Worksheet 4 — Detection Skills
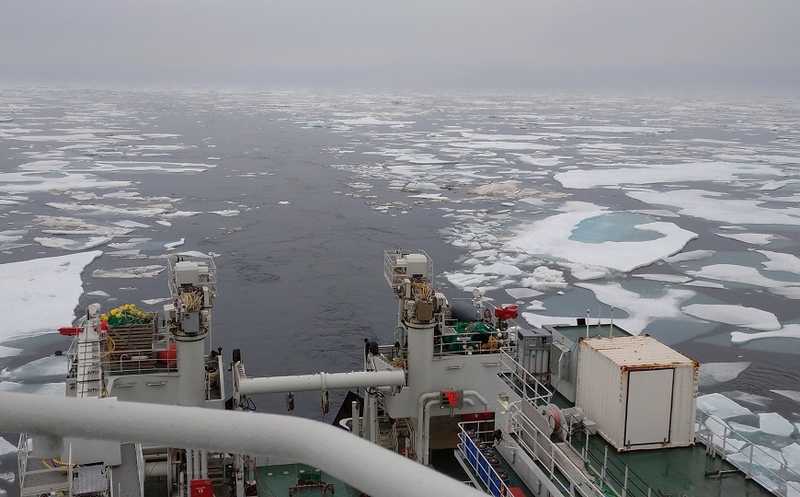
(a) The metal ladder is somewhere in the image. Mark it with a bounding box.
[76,338,103,398]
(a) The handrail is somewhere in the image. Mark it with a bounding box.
[506,402,605,497]
[696,412,800,497]
[433,336,515,357]
[17,433,28,491]
[497,349,552,407]
[0,392,486,497]
[457,420,514,497]
[568,430,663,497]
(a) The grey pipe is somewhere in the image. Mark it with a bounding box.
[0,392,484,497]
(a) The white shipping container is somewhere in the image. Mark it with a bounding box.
[575,336,698,452]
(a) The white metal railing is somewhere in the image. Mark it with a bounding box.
[433,335,515,357]
[457,420,514,497]
[101,347,178,376]
[507,402,606,497]
[136,443,145,497]
[568,431,662,497]
[17,433,29,491]
[498,349,552,407]
[696,412,800,497]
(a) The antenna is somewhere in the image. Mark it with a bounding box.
[609,306,615,338]
[585,308,590,338]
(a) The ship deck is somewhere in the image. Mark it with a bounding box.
[550,392,775,497]
[255,463,362,497]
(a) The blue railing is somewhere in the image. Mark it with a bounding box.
[457,422,512,497]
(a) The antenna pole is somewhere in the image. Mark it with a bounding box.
[609,307,614,338]
[585,309,590,338]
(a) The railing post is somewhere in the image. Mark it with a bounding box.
[721,425,728,454]
[747,444,754,479]
[583,430,589,461]
[622,465,628,497]
[601,446,608,485]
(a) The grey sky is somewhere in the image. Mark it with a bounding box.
[1,0,798,92]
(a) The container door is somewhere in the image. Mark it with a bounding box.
[624,368,673,446]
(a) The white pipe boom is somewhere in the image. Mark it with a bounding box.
[238,370,405,395]
[0,392,483,497]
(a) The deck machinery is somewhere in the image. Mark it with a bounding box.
[8,250,795,497]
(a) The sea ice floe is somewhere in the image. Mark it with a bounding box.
[0,171,131,193]
[336,116,414,126]
[0,471,15,483]
[94,160,214,173]
[34,216,133,237]
[162,211,201,218]
[717,232,777,245]
[684,280,726,289]
[46,202,168,217]
[0,345,22,358]
[472,262,522,276]
[0,251,101,340]
[164,238,185,250]
[505,288,543,300]
[697,393,753,418]
[211,210,240,217]
[515,154,561,167]
[113,220,150,229]
[664,250,715,263]
[156,220,172,227]
[520,266,566,289]
[731,324,800,344]
[782,444,800,473]
[108,238,151,250]
[757,413,795,437]
[0,436,15,456]
[0,381,65,396]
[86,290,110,297]
[633,273,691,283]
[555,161,780,189]
[699,362,751,387]
[544,125,673,134]
[18,159,69,171]
[92,265,165,279]
[34,236,112,251]
[507,202,697,278]
[626,189,800,225]
[682,304,780,331]
[142,298,171,305]
[522,313,583,328]
[687,264,787,288]
[451,141,558,151]
[577,282,695,334]
[687,264,800,298]
[1,355,68,381]
[725,392,771,408]
[756,250,800,273]
[444,272,496,292]
[470,181,521,197]
[772,390,800,403]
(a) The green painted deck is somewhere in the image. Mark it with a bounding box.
[570,430,775,497]
[256,463,362,497]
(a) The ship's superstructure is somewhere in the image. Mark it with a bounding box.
[16,253,226,497]
[5,250,797,497]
